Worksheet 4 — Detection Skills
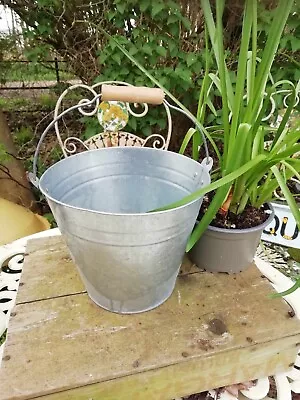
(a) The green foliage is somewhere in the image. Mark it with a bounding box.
[0,97,28,111]
[0,31,74,83]
[98,19,201,100]
[43,212,57,228]
[182,0,300,250]
[93,0,205,137]
[0,33,22,83]
[0,96,57,112]
[288,248,300,263]
[258,2,300,84]
[92,0,300,138]
[1,60,74,83]
[112,0,299,251]
[49,146,63,164]
[0,142,11,163]
[4,0,300,146]
[39,94,57,109]
[13,126,33,146]
[80,116,100,140]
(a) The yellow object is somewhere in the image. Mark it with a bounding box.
[0,198,50,245]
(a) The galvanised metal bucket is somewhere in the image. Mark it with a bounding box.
[37,147,211,313]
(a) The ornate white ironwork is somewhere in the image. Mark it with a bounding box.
[274,179,300,202]
[1,231,299,400]
[227,80,300,126]
[0,229,60,366]
[143,133,166,149]
[126,101,149,118]
[204,253,300,400]
[64,136,89,154]
[262,202,300,249]
[53,80,173,156]
[84,131,145,149]
[54,84,99,156]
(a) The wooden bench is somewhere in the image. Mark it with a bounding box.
[1,235,300,400]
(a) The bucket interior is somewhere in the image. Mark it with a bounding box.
[39,147,210,214]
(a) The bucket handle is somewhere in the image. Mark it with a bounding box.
[29,88,212,188]
[28,94,102,188]
[101,85,212,169]
[162,100,213,171]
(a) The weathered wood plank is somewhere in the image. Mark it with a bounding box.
[17,237,85,304]
[17,236,198,305]
[1,236,300,400]
[20,337,300,400]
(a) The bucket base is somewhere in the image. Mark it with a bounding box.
[84,271,179,314]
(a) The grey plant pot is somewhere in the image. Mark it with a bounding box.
[189,204,275,274]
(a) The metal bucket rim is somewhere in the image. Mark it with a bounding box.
[39,147,210,217]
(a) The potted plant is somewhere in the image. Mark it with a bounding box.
[103,0,300,274]
[181,0,300,273]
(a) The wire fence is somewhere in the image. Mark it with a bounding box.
[0,58,78,90]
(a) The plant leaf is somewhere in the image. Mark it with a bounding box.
[152,2,164,17]
[187,53,197,67]
[271,165,300,229]
[150,155,266,213]
[270,279,300,298]
[156,46,167,57]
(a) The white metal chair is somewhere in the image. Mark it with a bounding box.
[53,81,173,157]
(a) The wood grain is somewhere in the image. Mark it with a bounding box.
[16,237,85,304]
[1,236,300,400]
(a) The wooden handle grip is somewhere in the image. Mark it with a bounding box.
[101,84,165,105]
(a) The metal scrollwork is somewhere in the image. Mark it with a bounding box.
[227,81,300,125]
[50,80,173,157]
[126,102,149,118]
[54,84,99,156]
[0,229,61,366]
[143,134,167,150]
[77,97,99,117]
[202,252,300,400]
[268,81,300,127]
[274,178,300,202]
[64,137,89,154]
[84,131,145,149]
[261,91,277,122]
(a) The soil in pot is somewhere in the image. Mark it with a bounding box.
[198,193,269,230]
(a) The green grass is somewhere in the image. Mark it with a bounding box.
[13,126,34,146]
[0,93,58,112]
[0,61,75,83]
[38,93,58,109]
[0,88,83,112]
[0,97,28,111]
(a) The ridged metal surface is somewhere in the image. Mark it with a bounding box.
[39,147,210,313]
